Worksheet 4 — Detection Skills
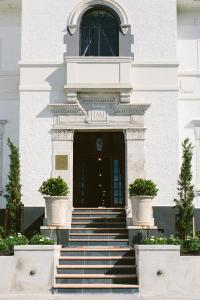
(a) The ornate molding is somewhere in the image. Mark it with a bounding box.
[120,24,130,35]
[113,104,150,115]
[48,104,86,115]
[68,0,130,35]
[52,129,74,141]
[124,128,146,141]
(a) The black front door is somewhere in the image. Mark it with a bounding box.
[73,132,125,207]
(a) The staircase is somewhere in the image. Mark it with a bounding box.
[54,208,139,294]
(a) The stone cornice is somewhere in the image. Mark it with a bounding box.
[113,104,150,115]
[48,104,86,115]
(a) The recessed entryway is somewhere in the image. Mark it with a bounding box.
[73,132,125,207]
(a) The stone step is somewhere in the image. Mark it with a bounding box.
[54,283,139,294]
[70,228,128,233]
[57,265,136,275]
[56,274,137,284]
[69,234,128,240]
[68,240,129,247]
[71,223,126,229]
[60,247,134,257]
[72,213,126,218]
[72,217,126,221]
[59,256,134,265]
[74,208,125,213]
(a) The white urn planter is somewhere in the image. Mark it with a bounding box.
[130,195,155,226]
[44,196,70,226]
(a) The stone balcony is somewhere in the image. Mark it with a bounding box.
[64,56,133,103]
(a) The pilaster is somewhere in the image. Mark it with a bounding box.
[0,121,7,196]
[52,129,74,226]
[124,128,146,225]
[195,127,200,193]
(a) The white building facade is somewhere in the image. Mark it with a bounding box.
[0,0,200,231]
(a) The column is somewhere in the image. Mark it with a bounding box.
[124,128,146,224]
[52,129,74,211]
[195,127,200,193]
[0,121,6,196]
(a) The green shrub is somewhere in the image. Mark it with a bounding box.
[129,178,158,197]
[183,237,200,254]
[39,176,69,196]
[144,235,181,245]
[5,234,29,252]
[0,239,9,255]
[0,226,4,238]
[30,234,55,245]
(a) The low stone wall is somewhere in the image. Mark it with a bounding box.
[135,245,200,299]
[0,245,61,295]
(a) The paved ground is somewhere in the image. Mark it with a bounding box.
[0,294,141,300]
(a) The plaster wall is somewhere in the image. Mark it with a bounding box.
[178,8,200,206]
[19,0,179,208]
[0,8,20,207]
[21,0,177,61]
[137,91,179,207]
[135,245,200,299]
[0,245,61,294]
[19,92,53,207]
[0,10,21,71]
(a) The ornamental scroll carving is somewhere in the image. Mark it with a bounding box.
[52,130,74,141]
[124,128,146,140]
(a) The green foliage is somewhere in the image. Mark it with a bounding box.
[5,234,29,252]
[174,138,194,240]
[183,237,200,255]
[129,178,158,197]
[144,235,181,245]
[0,239,9,255]
[39,176,69,196]
[30,234,55,245]
[4,138,22,235]
[0,226,4,238]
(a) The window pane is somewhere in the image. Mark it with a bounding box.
[80,8,119,56]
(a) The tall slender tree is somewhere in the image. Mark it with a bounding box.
[4,138,22,235]
[174,138,194,240]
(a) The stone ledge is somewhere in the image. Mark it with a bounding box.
[14,245,62,251]
[135,245,180,251]
[41,225,71,230]
[128,226,158,230]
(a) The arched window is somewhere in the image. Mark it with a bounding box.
[80,8,119,56]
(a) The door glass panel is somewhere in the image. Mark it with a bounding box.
[73,132,125,207]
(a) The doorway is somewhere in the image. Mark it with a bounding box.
[73,132,125,207]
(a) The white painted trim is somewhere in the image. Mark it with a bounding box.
[179,71,200,77]
[19,61,64,67]
[133,61,179,67]
[67,0,130,35]
[135,245,180,251]
[14,245,62,251]
[134,85,179,91]
[179,95,200,101]
[0,121,7,196]
[19,85,54,92]
[0,71,19,76]
[64,56,133,63]
[195,127,200,192]
[64,83,133,91]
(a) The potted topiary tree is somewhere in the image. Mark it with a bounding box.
[129,178,158,226]
[39,176,69,226]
